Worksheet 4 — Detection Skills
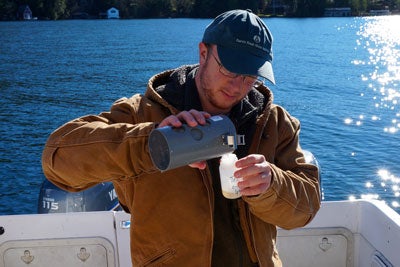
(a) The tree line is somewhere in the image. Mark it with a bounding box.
[1,0,399,20]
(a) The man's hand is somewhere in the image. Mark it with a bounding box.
[158,110,211,170]
[234,154,272,196]
[158,109,211,128]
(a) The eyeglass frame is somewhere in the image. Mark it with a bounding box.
[208,50,264,89]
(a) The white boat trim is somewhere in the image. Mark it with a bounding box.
[0,199,399,266]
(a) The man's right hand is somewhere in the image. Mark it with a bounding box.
[158,109,211,128]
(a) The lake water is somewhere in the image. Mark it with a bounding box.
[1,16,400,215]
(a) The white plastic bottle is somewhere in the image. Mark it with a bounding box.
[219,153,242,199]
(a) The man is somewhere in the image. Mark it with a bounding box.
[42,9,320,266]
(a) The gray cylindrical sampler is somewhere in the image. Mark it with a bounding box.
[148,115,238,171]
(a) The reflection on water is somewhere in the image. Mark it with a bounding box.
[377,169,400,208]
[350,169,400,208]
[348,16,400,210]
[355,16,400,132]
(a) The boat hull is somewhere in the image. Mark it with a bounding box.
[1,200,399,266]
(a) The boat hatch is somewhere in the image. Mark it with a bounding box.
[0,238,115,266]
[277,227,354,267]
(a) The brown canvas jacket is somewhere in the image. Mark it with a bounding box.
[42,66,321,267]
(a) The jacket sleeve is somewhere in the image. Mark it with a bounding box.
[41,96,158,192]
[244,106,321,229]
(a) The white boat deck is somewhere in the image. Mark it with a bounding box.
[1,200,399,266]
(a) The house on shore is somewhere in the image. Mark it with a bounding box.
[107,7,120,19]
[17,5,33,20]
[99,7,120,19]
[324,7,352,17]
[369,9,391,16]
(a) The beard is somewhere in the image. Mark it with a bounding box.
[197,64,241,114]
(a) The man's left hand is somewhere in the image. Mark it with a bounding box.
[234,154,272,196]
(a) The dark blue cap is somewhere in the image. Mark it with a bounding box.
[202,9,275,84]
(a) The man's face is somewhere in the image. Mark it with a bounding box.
[196,44,255,115]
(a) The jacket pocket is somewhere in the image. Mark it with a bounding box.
[140,247,176,267]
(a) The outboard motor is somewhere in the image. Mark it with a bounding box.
[38,179,121,213]
[303,149,324,200]
[303,149,320,169]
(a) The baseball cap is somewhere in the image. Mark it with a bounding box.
[202,9,275,84]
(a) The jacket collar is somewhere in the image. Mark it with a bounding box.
[145,65,274,129]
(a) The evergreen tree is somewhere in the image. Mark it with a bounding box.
[0,0,17,20]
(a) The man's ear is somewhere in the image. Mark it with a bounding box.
[198,42,208,64]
